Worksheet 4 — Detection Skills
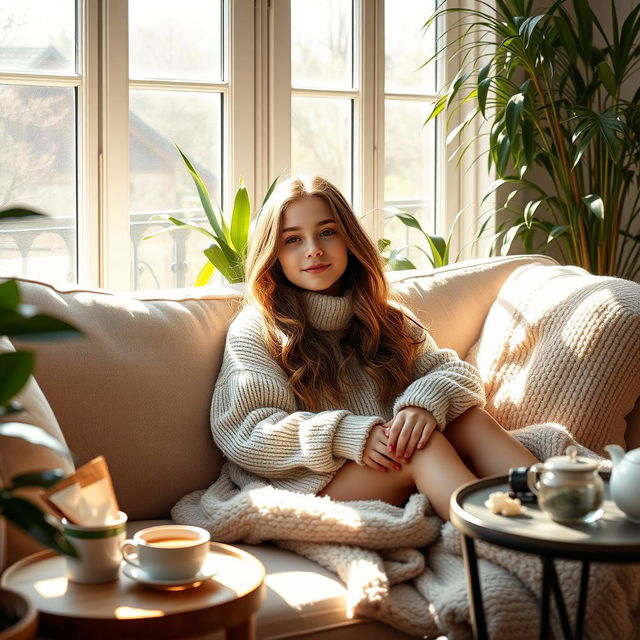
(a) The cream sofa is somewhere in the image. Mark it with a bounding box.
[2,254,640,640]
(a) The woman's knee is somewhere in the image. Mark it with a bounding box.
[402,430,448,472]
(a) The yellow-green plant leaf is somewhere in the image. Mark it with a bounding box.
[195,261,215,286]
[204,245,243,283]
[143,221,215,241]
[231,181,251,255]
[261,177,279,210]
[175,145,226,240]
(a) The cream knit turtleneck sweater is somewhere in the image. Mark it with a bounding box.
[211,291,486,494]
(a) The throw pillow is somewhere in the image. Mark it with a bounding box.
[466,264,640,455]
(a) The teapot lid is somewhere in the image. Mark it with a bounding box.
[544,445,599,472]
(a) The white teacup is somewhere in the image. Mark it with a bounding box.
[121,525,210,581]
[63,510,128,584]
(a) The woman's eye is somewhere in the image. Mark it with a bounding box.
[284,236,299,244]
[320,228,336,237]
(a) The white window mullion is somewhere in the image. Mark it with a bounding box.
[441,0,494,261]
[269,0,291,191]
[229,0,254,212]
[79,0,100,286]
[360,0,383,237]
[101,0,130,289]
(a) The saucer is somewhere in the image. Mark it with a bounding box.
[120,557,218,590]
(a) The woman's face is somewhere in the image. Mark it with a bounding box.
[277,196,349,296]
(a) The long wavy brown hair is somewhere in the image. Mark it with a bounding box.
[245,176,424,410]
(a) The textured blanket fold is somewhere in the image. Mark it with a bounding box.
[173,422,640,639]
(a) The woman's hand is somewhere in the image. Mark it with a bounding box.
[384,407,437,461]
[362,424,404,472]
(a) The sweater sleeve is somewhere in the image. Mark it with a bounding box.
[211,310,383,478]
[393,316,486,430]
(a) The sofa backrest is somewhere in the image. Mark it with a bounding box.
[9,254,556,526]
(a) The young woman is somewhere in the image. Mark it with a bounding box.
[212,175,536,520]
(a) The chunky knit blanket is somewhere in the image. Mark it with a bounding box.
[173,423,640,640]
[466,264,640,455]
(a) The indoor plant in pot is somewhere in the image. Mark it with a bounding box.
[428,0,640,279]
[144,146,278,285]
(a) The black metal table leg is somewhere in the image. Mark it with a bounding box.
[540,556,553,640]
[549,557,574,639]
[574,561,590,640]
[461,534,488,640]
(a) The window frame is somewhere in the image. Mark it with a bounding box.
[1,0,489,289]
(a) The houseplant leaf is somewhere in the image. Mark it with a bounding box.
[194,261,215,286]
[0,280,20,309]
[175,145,227,240]
[8,469,66,489]
[0,495,77,557]
[230,180,251,256]
[0,353,33,404]
[0,422,72,459]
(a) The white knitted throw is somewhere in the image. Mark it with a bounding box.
[466,264,640,454]
[173,424,640,640]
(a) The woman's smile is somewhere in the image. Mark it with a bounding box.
[303,263,331,274]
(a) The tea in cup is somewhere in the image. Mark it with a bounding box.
[121,525,210,580]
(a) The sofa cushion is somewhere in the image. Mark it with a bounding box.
[0,336,75,567]
[387,254,557,356]
[467,264,640,453]
[11,280,242,521]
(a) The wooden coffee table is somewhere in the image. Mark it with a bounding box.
[1,541,265,640]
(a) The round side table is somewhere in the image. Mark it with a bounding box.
[1,541,265,640]
[450,473,640,640]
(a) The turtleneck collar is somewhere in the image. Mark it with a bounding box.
[302,290,353,331]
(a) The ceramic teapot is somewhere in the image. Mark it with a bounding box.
[605,444,640,523]
[527,445,604,523]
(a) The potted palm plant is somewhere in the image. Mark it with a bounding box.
[428,0,640,279]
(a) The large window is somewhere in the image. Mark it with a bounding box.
[0,0,442,290]
[0,1,79,283]
[128,0,224,289]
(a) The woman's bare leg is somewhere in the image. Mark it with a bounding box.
[444,406,537,476]
[319,431,476,520]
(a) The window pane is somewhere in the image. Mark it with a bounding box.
[129,0,223,82]
[129,90,222,290]
[0,0,75,74]
[291,0,353,89]
[291,96,352,200]
[0,85,77,282]
[384,99,436,268]
[385,0,436,94]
